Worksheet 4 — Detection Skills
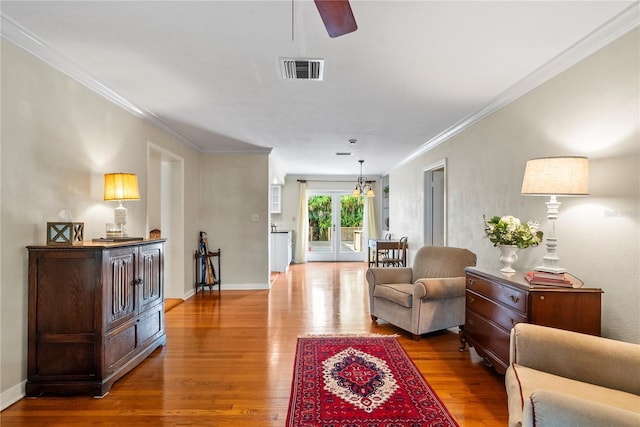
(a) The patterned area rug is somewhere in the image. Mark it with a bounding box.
[286,335,459,427]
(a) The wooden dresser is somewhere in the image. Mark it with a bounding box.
[26,239,166,396]
[461,267,602,374]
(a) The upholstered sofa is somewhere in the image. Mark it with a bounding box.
[365,246,476,340]
[506,323,640,427]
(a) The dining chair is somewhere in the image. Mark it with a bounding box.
[381,236,407,267]
[369,233,393,267]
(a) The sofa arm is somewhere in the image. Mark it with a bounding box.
[510,323,640,395]
[413,277,466,300]
[522,390,640,427]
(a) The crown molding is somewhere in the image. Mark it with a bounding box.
[0,13,263,155]
[3,3,638,162]
[200,146,273,155]
[391,2,640,174]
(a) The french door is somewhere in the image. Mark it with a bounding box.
[306,192,366,262]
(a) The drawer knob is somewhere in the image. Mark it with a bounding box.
[469,297,475,304]
[468,319,475,326]
[540,295,545,301]
[468,279,476,286]
[510,295,520,303]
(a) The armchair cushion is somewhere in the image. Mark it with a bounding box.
[412,247,473,279]
[373,278,466,309]
[373,284,413,308]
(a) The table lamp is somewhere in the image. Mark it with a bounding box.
[521,156,589,273]
[104,173,140,237]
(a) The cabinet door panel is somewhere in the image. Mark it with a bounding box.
[137,306,163,347]
[105,249,137,330]
[35,257,97,334]
[139,244,163,313]
[105,323,136,374]
[530,291,601,335]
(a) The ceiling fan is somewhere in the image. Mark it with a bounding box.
[313,0,358,38]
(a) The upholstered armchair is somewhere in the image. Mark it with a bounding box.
[506,323,640,427]
[366,246,477,340]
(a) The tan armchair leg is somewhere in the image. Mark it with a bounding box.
[370,315,378,321]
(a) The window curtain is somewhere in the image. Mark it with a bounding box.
[367,196,377,240]
[296,181,308,263]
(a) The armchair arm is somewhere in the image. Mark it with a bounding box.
[366,267,413,288]
[522,390,640,427]
[510,323,640,395]
[366,267,413,316]
[413,277,466,300]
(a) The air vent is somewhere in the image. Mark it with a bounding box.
[336,152,353,156]
[280,58,324,80]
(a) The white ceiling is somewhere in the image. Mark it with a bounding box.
[1,1,637,177]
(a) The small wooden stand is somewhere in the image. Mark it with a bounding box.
[194,249,221,293]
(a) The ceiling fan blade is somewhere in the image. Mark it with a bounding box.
[313,0,358,38]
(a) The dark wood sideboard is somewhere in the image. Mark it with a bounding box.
[461,267,602,374]
[26,239,166,396]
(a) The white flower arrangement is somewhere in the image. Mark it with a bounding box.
[483,215,543,249]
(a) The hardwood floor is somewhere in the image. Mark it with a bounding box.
[1,262,507,426]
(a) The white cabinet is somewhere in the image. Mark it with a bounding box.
[270,185,282,214]
[271,231,292,272]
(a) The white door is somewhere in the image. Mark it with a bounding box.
[424,162,446,246]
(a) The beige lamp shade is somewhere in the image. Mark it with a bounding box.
[521,156,589,196]
[104,173,140,201]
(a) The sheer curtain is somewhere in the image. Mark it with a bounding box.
[295,181,308,263]
[366,196,377,240]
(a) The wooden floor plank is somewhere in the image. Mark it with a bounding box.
[1,261,507,426]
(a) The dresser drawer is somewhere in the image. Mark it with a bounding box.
[464,310,511,370]
[466,274,527,313]
[466,289,526,332]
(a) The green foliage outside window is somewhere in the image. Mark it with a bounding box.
[308,195,363,241]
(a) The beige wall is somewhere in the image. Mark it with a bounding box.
[199,153,270,289]
[0,38,269,407]
[388,30,639,343]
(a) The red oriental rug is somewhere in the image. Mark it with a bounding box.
[286,335,459,427]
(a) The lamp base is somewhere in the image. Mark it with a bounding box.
[535,248,567,274]
[537,226,567,274]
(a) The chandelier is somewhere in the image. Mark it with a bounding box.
[352,160,375,198]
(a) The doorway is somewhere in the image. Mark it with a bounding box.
[306,192,366,261]
[148,143,185,298]
[424,160,446,246]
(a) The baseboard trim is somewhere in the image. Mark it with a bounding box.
[182,282,270,300]
[1,380,25,411]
